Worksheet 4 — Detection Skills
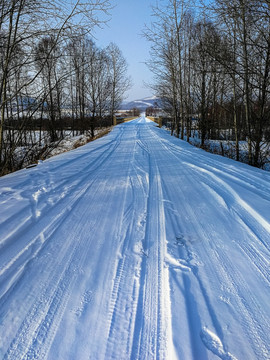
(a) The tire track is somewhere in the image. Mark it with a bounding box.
[0,127,124,247]
[0,126,127,359]
[0,129,125,354]
[147,124,269,359]
[0,129,124,295]
[130,142,173,360]
[104,126,150,359]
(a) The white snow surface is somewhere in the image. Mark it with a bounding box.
[0,116,270,360]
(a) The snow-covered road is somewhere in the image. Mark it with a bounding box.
[0,117,270,360]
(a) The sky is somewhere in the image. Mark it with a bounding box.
[93,0,155,101]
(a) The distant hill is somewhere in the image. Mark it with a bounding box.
[119,96,162,111]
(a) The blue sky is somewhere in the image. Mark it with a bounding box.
[93,0,155,101]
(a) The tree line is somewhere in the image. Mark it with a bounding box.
[145,0,270,168]
[0,0,131,175]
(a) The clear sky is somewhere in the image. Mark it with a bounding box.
[93,0,155,101]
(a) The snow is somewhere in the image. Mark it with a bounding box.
[0,116,270,359]
[3,128,111,172]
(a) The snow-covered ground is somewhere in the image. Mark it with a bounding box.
[0,117,270,359]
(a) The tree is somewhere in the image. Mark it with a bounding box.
[144,1,196,138]
[145,0,270,168]
[35,35,63,142]
[0,0,112,174]
[106,43,132,125]
[213,0,270,166]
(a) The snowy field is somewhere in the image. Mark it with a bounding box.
[0,117,270,359]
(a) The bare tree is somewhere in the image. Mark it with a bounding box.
[145,0,270,168]
[106,43,132,125]
[0,0,112,174]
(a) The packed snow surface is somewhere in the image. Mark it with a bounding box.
[0,117,270,359]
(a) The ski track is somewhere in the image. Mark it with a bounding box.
[0,118,270,359]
